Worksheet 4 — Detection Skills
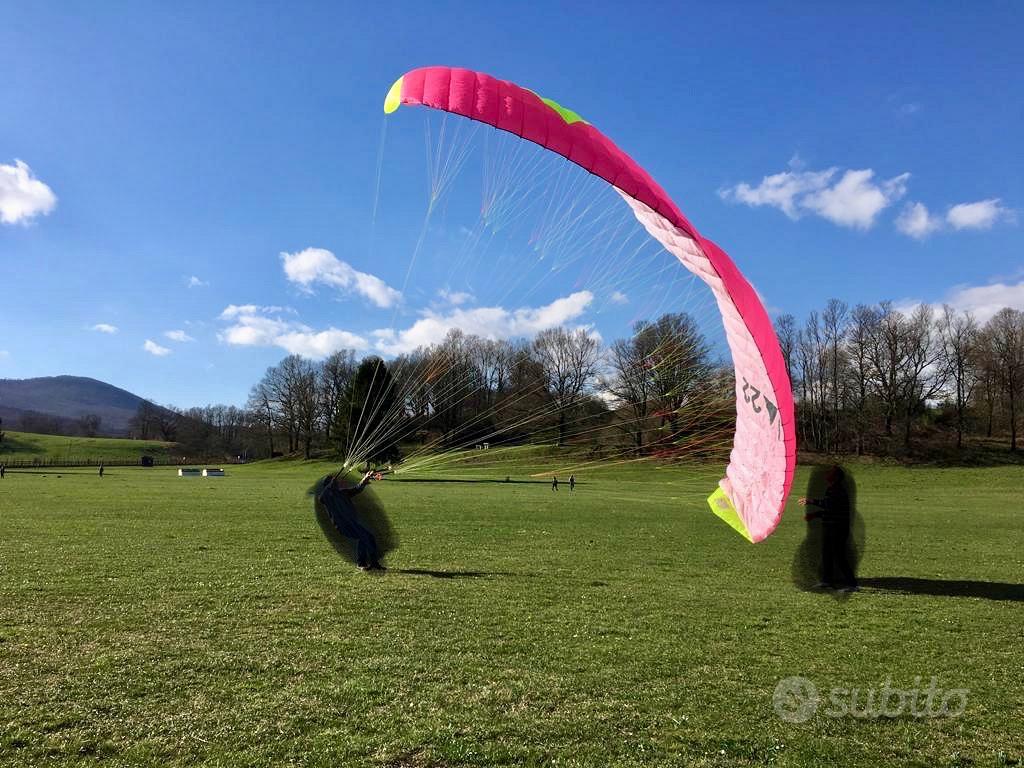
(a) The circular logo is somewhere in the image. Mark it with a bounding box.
[773,676,819,723]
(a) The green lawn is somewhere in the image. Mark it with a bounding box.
[0,431,177,464]
[0,456,1021,766]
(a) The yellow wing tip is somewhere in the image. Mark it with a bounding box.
[707,486,753,543]
[383,77,404,114]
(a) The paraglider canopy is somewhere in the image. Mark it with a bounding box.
[384,66,796,542]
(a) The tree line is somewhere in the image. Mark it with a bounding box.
[106,300,1024,464]
[775,301,1023,455]
[122,313,730,464]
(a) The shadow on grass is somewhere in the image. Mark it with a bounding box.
[387,477,550,485]
[861,577,1024,602]
[392,568,507,579]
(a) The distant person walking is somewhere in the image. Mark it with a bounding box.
[98,464,104,478]
[569,474,576,492]
[1,464,5,479]
[551,476,559,492]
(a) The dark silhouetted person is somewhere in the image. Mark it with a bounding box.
[569,474,576,492]
[98,464,104,478]
[799,465,858,592]
[1,464,5,479]
[316,471,384,571]
[551,476,559,492]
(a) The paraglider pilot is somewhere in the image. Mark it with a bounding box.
[317,470,385,571]
[799,465,857,591]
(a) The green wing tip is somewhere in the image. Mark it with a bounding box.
[384,77,404,114]
[707,487,753,543]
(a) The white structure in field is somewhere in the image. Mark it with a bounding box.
[178,468,201,477]
[202,468,225,477]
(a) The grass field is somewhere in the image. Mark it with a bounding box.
[0,431,177,464]
[0,453,1021,766]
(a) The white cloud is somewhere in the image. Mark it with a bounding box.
[187,276,208,288]
[946,199,1015,231]
[0,350,9,360]
[281,248,401,308]
[143,339,172,357]
[802,170,909,229]
[720,164,909,229]
[0,160,57,225]
[895,198,1015,239]
[220,304,293,320]
[899,280,1024,325]
[609,290,629,305]
[164,330,195,343]
[376,290,594,355]
[896,202,944,239]
[218,304,367,359]
[91,323,119,334]
[437,288,474,306]
[944,281,1024,324]
[275,329,368,358]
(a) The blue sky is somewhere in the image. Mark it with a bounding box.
[2,1,1021,408]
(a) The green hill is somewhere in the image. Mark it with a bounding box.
[0,430,177,463]
[0,375,155,434]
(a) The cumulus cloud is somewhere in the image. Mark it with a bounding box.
[899,280,1024,325]
[437,288,474,306]
[187,276,208,288]
[281,248,401,308]
[946,199,1016,231]
[220,304,293,319]
[91,323,119,334]
[0,160,57,225]
[143,339,171,357]
[720,163,909,229]
[895,198,1015,239]
[164,330,195,343]
[895,202,944,239]
[943,281,1024,324]
[218,304,367,359]
[609,290,629,305]
[375,290,594,355]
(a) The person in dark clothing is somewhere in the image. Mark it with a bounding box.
[551,476,559,492]
[568,474,576,492]
[315,470,385,571]
[799,465,858,591]
[1,464,5,479]
[98,464,104,478]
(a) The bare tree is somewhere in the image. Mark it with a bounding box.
[532,327,601,446]
[78,414,102,438]
[846,304,880,454]
[898,305,949,448]
[319,350,357,442]
[866,302,908,439]
[247,379,278,456]
[130,401,160,440]
[984,308,1024,451]
[774,314,798,386]
[939,306,979,448]
[603,325,658,452]
[822,299,849,451]
[289,357,321,459]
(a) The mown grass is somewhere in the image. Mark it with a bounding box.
[0,431,177,463]
[0,455,1021,767]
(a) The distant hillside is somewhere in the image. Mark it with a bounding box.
[0,430,177,463]
[0,376,151,435]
